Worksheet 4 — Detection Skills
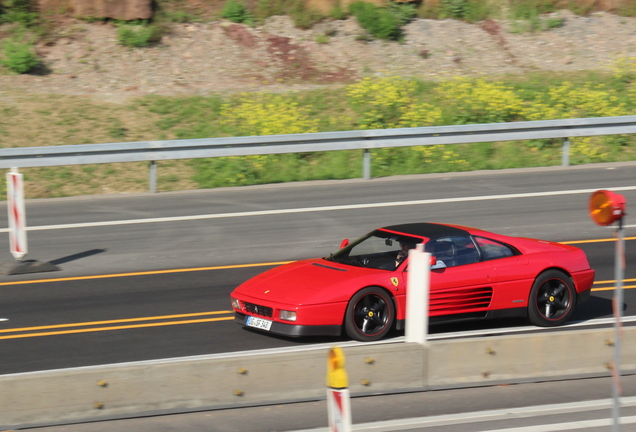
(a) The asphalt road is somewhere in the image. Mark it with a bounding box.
[0,162,635,374]
[0,239,630,374]
[0,162,634,277]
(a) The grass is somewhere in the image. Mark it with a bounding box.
[0,92,199,197]
[1,69,636,198]
[2,1,636,198]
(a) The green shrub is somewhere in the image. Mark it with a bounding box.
[385,1,417,25]
[544,16,564,29]
[509,15,565,33]
[117,21,163,47]
[463,0,495,22]
[437,0,492,22]
[506,0,563,33]
[288,0,324,29]
[509,0,558,20]
[1,38,40,73]
[349,1,402,41]
[0,0,37,26]
[0,8,37,25]
[252,0,323,28]
[221,0,253,24]
[441,0,469,19]
[329,1,347,20]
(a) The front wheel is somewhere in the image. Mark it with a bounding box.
[528,270,576,327]
[344,287,395,342]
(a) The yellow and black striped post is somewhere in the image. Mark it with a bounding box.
[326,346,351,432]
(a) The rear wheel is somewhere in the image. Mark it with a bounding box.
[344,287,395,342]
[528,270,576,327]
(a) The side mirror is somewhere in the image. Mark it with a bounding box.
[339,239,349,249]
[429,255,437,266]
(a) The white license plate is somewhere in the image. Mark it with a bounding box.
[246,316,273,331]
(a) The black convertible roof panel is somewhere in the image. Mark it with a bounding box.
[380,223,470,239]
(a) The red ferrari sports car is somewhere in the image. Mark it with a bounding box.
[230,223,595,342]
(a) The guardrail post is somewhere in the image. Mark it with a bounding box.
[363,149,371,180]
[149,161,157,194]
[562,138,570,167]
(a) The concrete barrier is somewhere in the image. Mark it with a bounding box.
[1,327,634,429]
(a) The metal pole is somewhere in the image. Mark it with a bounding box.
[149,161,157,194]
[612,216,625,432]
[362,149,371,180]
[562,138,570,167]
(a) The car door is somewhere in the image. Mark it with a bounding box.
[425,236,497,319]
[473,235,533,311]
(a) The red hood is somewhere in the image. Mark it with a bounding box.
[233,258,386,305]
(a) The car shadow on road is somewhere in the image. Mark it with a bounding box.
[571,294,616,322]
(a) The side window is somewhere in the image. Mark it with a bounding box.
[424,236,480,268]
[474,236,515,260]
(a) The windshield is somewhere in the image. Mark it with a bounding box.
[326,230,423,271]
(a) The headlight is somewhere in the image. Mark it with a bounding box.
[231,298,241,310]
[279,310,297,322]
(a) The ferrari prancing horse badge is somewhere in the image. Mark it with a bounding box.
[390,277,399,287]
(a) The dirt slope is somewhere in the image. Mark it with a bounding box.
[1,10,635,103]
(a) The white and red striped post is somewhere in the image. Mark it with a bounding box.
[326,346,351,432]
[6,168,27,261]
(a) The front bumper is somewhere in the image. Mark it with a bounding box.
[235,312,342,338]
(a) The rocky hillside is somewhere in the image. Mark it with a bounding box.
[1,9,636,103]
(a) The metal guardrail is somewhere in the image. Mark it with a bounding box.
[1,116,636,193]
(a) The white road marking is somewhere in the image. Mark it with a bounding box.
[291,397,636,431]
[425,315,636,340]
[53,316,632,367]
[2,185,636,233]
[471,417,636,432]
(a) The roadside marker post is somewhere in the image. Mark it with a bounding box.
[1,169,58,275]
[326,346,351,432]
[589,189,627,432]
[6,168,27,261]
[406,243,431,345]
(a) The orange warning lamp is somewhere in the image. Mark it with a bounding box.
[589,190,626,226]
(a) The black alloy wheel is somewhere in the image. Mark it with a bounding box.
[344,287,395,342]
[528,270,576,327]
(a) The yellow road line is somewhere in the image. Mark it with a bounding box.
[0,316,235,340]
[594,278,636,284]
[0,310,234,334]
[561,236,636,245]
[593,285,636,292]
[592,278,636,292]
[0,261,293,286]
[0,236,630,287]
